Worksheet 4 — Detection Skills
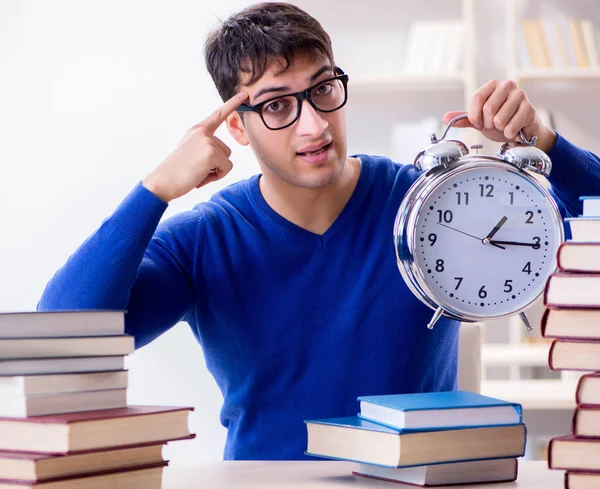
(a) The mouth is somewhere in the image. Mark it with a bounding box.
[297,141,332,157]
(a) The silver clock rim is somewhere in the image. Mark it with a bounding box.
[393,158,565,323]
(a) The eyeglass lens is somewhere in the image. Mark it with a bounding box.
[261,78,346,129]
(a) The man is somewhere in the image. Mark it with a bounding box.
[38,2,600,460]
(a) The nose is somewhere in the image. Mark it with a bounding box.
[295,99,328,137]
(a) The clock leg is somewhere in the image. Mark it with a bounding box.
[427,306,445,330]
[519,312,533,332]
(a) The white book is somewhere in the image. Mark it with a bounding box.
[0,370,128,396]
[0,336,134,359]
[0,356,125,376]
[0,310,124,338]
[582,196,600,217]
[0,388,127,417]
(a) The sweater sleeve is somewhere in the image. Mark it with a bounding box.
[545,132,600,218]
[37,183,198,348]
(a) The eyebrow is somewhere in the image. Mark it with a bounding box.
[252,65,333,103]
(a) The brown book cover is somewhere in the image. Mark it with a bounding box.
[0,405,195,454]
[0,461,167,486]
[0,405,191,424]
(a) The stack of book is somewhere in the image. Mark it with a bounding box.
[305,390,527,486]
[0,310,195,488]
[544,196,600,489]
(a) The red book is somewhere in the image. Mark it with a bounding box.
[565,470,600,489]
[548,434,600,471]
[576,374,600,407]
[0,405,194,454]
[0,461,167,488]
[573,406,600,438]
[557,242,600,273]
[544,272,600,308]
[541,307,600,341]
[548,339,600,372]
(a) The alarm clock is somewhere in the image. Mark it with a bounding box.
[394,114,564,330]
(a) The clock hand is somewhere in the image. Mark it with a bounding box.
[483,216,508,243]
[490,240,541,249]
[436,222,506,249]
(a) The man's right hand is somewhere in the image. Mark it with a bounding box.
[142,91,249,203]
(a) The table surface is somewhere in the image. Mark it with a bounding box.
[163,461,563,488]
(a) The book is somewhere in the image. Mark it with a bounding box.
[0,337,134,359]
[304,416,526,468]
[0,371,128,397]
[581,196,600,217]
[0,443,164,482]
[352,458,518,487]
[545,272,600,308]
[0,357,125,376]
[542,307,600,341]
[0,405,194,454]
[566,217,600,242]
[576,374,600,406]
[0,388,127,418]
[357,391,522,431]
[548,434,600,471]
[0,462,166,489]
[573,406,600,438]
[565,470,600,489]
[549,339,600,371]
[557,242,600,273]
[0,311,124,338]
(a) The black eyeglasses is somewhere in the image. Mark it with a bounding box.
[237,67,349,130]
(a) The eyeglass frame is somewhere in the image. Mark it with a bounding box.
[236,67,349,131]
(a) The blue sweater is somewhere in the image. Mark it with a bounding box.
[38,133,600,460]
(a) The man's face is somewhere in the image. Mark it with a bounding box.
[238,55,348,189]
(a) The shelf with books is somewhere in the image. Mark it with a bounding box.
[505,0,600,79]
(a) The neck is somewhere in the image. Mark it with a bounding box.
[259,157,361,235]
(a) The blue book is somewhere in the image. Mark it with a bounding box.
[357,390,522,431]
[304,416,526,468]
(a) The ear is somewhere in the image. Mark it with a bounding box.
[226,112,249,146]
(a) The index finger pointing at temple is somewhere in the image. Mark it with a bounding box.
[199,91,249,133]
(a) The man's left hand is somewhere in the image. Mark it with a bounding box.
[443,79,557,153]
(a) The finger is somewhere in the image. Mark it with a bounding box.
[207,133,232,158]
[197,91,249,134]
[468,79,499,130]
[503,100,536,140]
[196,158,233,188]
[493,88,526,136]
[480,81,515,130]
[442,111,474,128]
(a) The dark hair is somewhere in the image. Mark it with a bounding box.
[204,2,335,101]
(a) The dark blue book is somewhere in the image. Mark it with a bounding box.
[357,390,522,431]
[305,416,526,468]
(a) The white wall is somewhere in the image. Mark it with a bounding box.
[1,0,598,463]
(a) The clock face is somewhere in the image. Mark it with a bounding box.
[413,164,563,318]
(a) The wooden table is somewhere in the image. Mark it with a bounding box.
[163,461,563,488]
